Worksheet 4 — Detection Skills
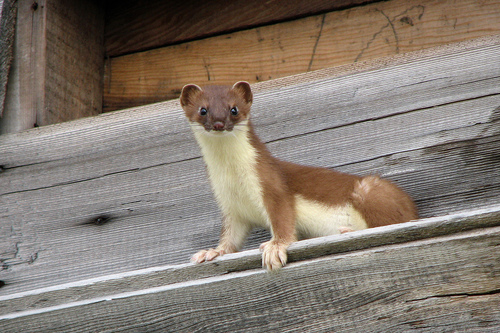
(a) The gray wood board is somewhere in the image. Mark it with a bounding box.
[1,42,500,295]
[1,222,499,332]
[1,206,499,317]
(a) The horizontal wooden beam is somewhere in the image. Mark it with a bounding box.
[104,0,380,57]
[1,39,500,298]
[1,211,499,331]
[104,0,500,112]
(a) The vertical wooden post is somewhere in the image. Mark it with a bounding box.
[0,0,41,133]
[0,0,17,119]
[0,0,104,134]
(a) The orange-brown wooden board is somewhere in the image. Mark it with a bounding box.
[104,0,500,112]
[104,0,380,57]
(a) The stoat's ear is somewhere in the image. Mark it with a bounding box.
[232,81,253,105]
[180,84,203,108]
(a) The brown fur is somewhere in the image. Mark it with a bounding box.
[181,82,419,270]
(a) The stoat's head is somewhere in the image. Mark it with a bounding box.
[180,81,253,134]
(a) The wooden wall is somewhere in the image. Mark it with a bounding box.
[103,0,500,112]
[0,0,104,134]
[1,38,500,330]
[2,0,500,129]
[1,37,499,295]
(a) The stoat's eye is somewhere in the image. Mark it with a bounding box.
[199,107,208,116]
[230,106,239,116]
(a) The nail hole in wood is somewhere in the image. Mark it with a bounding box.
[85,215,112,226]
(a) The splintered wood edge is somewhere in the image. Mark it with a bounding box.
[1,205,499,317]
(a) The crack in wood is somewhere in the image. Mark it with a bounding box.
[354,22,389,62]
[265,92,500,146]
[202,58,213,81]
[0,155,201,197]
[378,9,400,54]
[0,168,134,196]
[308,13,326,72]
[355,5,425,62]
[330,135,500,176]
[0,154,203,197]
[406,288,500,303]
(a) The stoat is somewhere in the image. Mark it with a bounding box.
[180,81,418,271]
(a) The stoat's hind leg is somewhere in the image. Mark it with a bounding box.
[352,175,418,227]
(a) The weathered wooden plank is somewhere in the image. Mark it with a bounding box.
[0,0,104,134]
[104,0,380,57]
[0,0,16,118]
[1,224,499,332]
[1,40,499,296]
[4,38,500,168]
[104,0,500,111]
[1,206,499,317]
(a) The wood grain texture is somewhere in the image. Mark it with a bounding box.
[104,0,500,111]
[41,0,104,125]
[0,0,104,134]
[1,225,499,332]
[1,40,499,297]
[104,0,380,57]
[0,0,16,118]
[1,207,499,317]
[0,0,42,133]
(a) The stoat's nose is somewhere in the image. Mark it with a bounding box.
[212,121,225,131]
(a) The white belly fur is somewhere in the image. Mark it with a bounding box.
[192,122,368,237]
[295,194,368,238]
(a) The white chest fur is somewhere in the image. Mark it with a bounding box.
[192,123,270,227]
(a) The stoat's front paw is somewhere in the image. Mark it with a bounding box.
[259,241,289,271]
[191,248,225,263]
